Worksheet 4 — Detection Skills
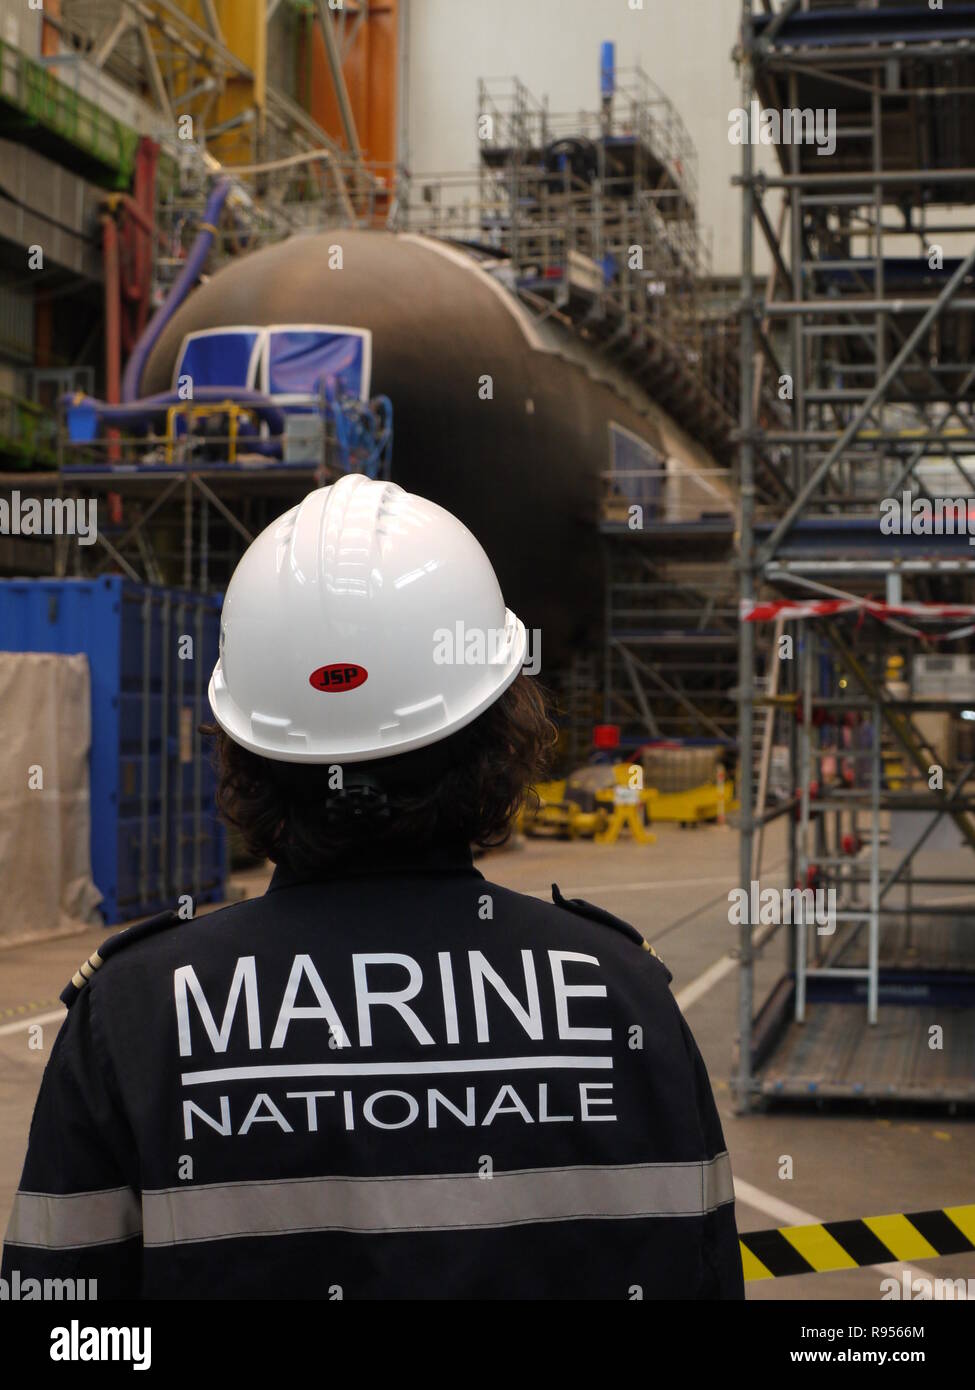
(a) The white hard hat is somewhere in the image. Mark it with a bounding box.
[208,474,528,763]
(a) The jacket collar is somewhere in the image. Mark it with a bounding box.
[266,840,483,893]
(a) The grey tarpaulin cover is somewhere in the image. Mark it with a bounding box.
[0,652,101,944]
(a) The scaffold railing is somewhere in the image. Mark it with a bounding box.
[735,0,975,1108]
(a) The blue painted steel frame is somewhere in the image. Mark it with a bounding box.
[0,576,226,924]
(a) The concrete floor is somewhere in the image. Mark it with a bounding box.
[2,820,973,1300]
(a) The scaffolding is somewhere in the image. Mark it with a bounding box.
[41,384,393,592]
[399,64,750,461]
[152,146,382,299]
[600,461,739,747]
[394,59,782,751]
[736,0,975,1107]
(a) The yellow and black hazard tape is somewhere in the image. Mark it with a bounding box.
[740,1203,975,1280]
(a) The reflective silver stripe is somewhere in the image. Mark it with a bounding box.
[704,1151,735,1210]
[182,1056,614,1085]
[5,1187,142,1249]
[143,1155,735,1247]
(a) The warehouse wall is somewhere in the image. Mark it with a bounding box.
[0,0,40,56]
[405,0,774,279]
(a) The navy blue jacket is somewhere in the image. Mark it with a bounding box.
[2,846,743,1300]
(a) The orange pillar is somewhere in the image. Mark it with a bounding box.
[41,0,61,57]
[305,1,398,213]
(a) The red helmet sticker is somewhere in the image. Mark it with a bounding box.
[309,663,368,693]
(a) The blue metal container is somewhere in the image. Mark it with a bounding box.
[0,576,227,924]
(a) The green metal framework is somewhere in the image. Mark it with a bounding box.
[0,39,138,187]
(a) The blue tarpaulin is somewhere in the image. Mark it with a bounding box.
[266,329,369,401]
[172,326,370,403]
[176,329,260,390]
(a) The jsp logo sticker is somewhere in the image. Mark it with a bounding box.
[309,664,368,692]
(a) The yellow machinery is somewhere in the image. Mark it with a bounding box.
[521,766,658,842]
[165,400,256,465]
[519,780,609,840]
[521,763,737,837]
[649,779,738,826]
[592,785,657,844]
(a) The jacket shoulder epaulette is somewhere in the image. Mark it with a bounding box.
[551,883,670,978]
[60,909,181,1007]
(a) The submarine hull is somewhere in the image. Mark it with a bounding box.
[142,229,669,672]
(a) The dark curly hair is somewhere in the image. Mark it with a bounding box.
[204,674,555,875]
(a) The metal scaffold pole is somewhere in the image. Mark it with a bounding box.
[735,0,975,1103]
[736,0,757,1112]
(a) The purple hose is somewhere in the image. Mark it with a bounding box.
[64,388,286,436]
[121,179,232,403]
